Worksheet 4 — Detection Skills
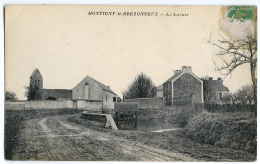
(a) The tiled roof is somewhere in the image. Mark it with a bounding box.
[163,72,182,84]
[203,80,229,92]
[42,89,72,99]
[88,76,117,95]
[30,68,42,78]
[156,85,163,91]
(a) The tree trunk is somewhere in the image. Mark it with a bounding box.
[250,61,257,116]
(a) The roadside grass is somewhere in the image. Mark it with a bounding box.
[4,108,82,160]
[185,111,256,154]
[68,115,255,161]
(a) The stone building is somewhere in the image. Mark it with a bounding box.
[30,68,72,100]
[163,66,204,105]
[203,77,229,104]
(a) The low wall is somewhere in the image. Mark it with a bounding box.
[115,102,139,112]
[25,100,70,109]
[85,100,103,112]
[124,97,163,109]
[5,102,25,110]
[204,104,255,113]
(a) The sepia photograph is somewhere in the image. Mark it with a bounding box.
[4,4,257,161]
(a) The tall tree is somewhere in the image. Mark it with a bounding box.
[5,91,17,101]
[123,72,155,98]
[24,85,43,101]
[208,34,257,107]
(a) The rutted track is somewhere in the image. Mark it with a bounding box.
[11,114,200,161]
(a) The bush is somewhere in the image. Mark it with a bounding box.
[185,111,256,154]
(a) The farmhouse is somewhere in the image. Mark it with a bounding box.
[72,76,117,109]
[163,66,204,105]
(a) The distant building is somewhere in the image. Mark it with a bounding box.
[29,69,117,109]
[156,85,163,97]
[203,77,229,104]
[30,68,72,100]
[163,66,204,105]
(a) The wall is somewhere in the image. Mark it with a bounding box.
[102,90,116,109]
[25,100,72,109]
[173,73,203,103]
[5,102,25,110]
[85,100,103,112]
[204,104,255,113]
[72,76,102,100]
[124,97,163,109]
[163,82,172,104]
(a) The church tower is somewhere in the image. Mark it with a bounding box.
[30,68,43,89]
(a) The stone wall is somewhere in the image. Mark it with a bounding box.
[124,97,163,109]
[5,102,25,110]
[25,100,72,109]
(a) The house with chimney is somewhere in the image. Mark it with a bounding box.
[163,66,204,105]
[203,77,229,104]
[162,66,229,106]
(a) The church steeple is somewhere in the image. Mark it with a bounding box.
[30,68,43,89]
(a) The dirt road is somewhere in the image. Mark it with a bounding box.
[11,113,202,161]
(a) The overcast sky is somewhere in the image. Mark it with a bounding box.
[5,5,254,100]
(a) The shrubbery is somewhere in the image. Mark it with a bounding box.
[185,112,256,153]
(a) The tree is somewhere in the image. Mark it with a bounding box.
[24,85,43,101]
[123,72,155,98]
[236,85,254,105]
[5,91,17,101]
[208,34,257,107]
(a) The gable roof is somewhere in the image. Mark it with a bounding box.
[87,76,117,95]
[164,72,182,84]
[203,80,229,92]
[30,68,42,78]
[42,89,72,99]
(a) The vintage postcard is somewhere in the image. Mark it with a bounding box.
[4,5,257,161]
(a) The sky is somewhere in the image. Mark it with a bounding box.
[5,5,255,100]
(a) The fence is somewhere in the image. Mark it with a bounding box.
[204,104,255,113]
[166,95,192,106]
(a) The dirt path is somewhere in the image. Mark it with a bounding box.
[11,114,202,161]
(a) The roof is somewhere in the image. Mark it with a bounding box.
[42,89,72,99]
[30,68,42,78]
[164,72,182,84]
[203,80,229,92]
[87,76,117,95]
[157,85,163,91]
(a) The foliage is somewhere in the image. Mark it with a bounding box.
[5,91,17,101]
[123,72,156,98]
[185,111,256,154]
[222,84,254,105]
[207,34,257,108]
[24,85,43,101]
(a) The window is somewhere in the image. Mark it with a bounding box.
[219,93,223,100]
[113,97,116,102]
[106,95,107,101]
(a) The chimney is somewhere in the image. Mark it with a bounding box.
[182,66,192,73]
[107,86,110,88]
[209,77,213,80]
[174,70,181,74]
[217,77,222,80]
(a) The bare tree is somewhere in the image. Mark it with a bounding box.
[123,72,155,99]
[207,34,257,107]
[5,91,18,101]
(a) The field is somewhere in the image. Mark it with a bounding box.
[5,109,256,161]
